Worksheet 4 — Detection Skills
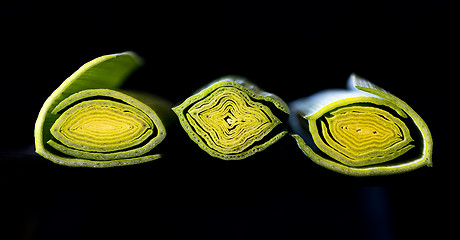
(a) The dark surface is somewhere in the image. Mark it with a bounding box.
[2,1,456,239]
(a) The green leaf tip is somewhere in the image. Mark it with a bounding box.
[289,74,433,176]
[173,76,289,160]
[34,52,172,167]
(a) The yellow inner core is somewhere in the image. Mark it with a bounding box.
[318,105,414,166]
[186,87,281,155]
[51,100,153,152]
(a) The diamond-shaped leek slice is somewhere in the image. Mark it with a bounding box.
[173,76,289,160]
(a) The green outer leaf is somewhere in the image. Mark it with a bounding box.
[172,76,289,160]
[289,74,433,176]
[34,52,169,167]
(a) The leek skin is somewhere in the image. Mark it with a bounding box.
[35,52,172,167]
[289,74,433,176]
[173,76,289,160]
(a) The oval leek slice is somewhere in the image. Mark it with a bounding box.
[34,52,171,167]
[289,74,432,176]
[173,76,289,160]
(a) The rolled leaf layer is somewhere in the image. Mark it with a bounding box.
[173,76,289,160]
[289,74,432,176]
[35,52,171,167]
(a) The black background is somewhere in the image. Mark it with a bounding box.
[1,1,457,239]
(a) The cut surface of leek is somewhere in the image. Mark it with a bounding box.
[289,74,432,176]
[35,52,171,167]
[173,76,289,160]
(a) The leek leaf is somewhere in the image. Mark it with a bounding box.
[289,74,432,176]
[173,76,289,160]
[34,52,172,167]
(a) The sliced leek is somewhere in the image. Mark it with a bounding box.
[173,76,289,160]
[289,74,432,176]
[35,52,172,167]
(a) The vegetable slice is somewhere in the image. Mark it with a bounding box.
[35,52,172,167]
[173,76,289,160]
[289,74,432,176]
